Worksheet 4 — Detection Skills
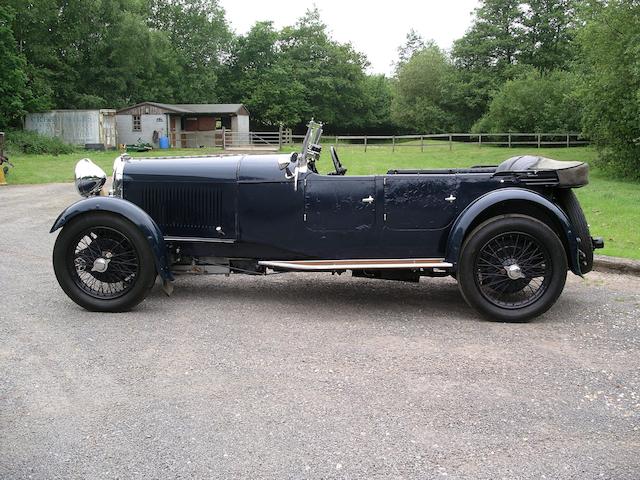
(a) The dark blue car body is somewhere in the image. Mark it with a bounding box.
[51,126,602,320]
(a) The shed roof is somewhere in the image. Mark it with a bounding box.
[117,102,249,116]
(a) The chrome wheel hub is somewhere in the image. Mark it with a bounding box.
[505,263,526,280]
[91,256,110,273]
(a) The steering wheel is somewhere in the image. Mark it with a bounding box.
[329,146,347,176]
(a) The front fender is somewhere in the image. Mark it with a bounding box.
[445,188,581,275]
[50,196,174,281]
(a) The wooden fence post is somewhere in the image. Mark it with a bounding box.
[508,133,512,148]
[392,135,396,152]
[364,135,367,152]
[449,134,452,151]
[537,133,541,148]
[566,133,570,148]
[479,134,482,147]
[421,135,424,152]
[222,127,226,150]
[278,124,283,149]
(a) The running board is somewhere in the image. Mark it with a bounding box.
[258,258,453,271]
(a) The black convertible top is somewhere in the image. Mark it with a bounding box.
[387,156,588,188]
[494,155,588,187]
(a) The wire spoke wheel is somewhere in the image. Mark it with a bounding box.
[69,226,140,299]
[474,231,551,309]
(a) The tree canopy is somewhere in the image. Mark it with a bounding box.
[391,45,464,133]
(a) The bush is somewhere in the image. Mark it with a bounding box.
[5,129,76,155]
[472,70,582,134]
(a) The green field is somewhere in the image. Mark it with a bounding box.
[2,148,224,185]
[3,142,638,259]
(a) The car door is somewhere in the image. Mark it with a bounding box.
[383,175,459,230]
[380,174,460,258]
[302,173,378,258]
[304,174,376,231]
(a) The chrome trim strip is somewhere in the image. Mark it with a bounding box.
[258,259,453,271]
[163,236,236,244]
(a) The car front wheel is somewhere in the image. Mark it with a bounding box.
[53,212,157,312]
[457,214,568,322]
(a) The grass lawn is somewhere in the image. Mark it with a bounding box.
[2,147,223,185]
[3,142,638,260]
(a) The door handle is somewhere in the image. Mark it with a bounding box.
[361,195,374,204]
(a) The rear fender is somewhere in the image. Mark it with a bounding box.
[50,196,173,281]
[445,188,581,276]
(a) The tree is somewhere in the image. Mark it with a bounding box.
[149,0,232,103]
[453,0,524,73]
[520,0,578,72]
[451,0,527,128]
[279,8,371,131]
[392,45,464,133]
[0,5,31,128]
[577,0,640,179]
[395,29,425,70]
[472,70,582,133]
[223,21,307,127]
[72,5,171,107]
[5,0,232,110]
[225,9,373,131]
[361,74,395,133]
[451,0,579,130]
[5,0,64,111]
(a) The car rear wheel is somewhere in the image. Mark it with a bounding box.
[457,214,567,322]
[53,213,156,312]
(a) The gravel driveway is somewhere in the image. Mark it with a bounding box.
[1,183,638,479]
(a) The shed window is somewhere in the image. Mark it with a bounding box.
[132,115,141,132]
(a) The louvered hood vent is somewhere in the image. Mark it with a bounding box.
[137,183,229,237]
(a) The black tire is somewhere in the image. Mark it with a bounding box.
[457,214,568,322]
[556,190,593,273]
[53,212,157,312]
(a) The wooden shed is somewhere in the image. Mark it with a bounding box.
[115,102,250,148]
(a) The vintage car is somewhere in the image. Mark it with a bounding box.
[51,121,603,322]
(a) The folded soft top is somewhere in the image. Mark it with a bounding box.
[495,155,588,188]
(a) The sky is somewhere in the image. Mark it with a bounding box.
[218,0,481,75]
